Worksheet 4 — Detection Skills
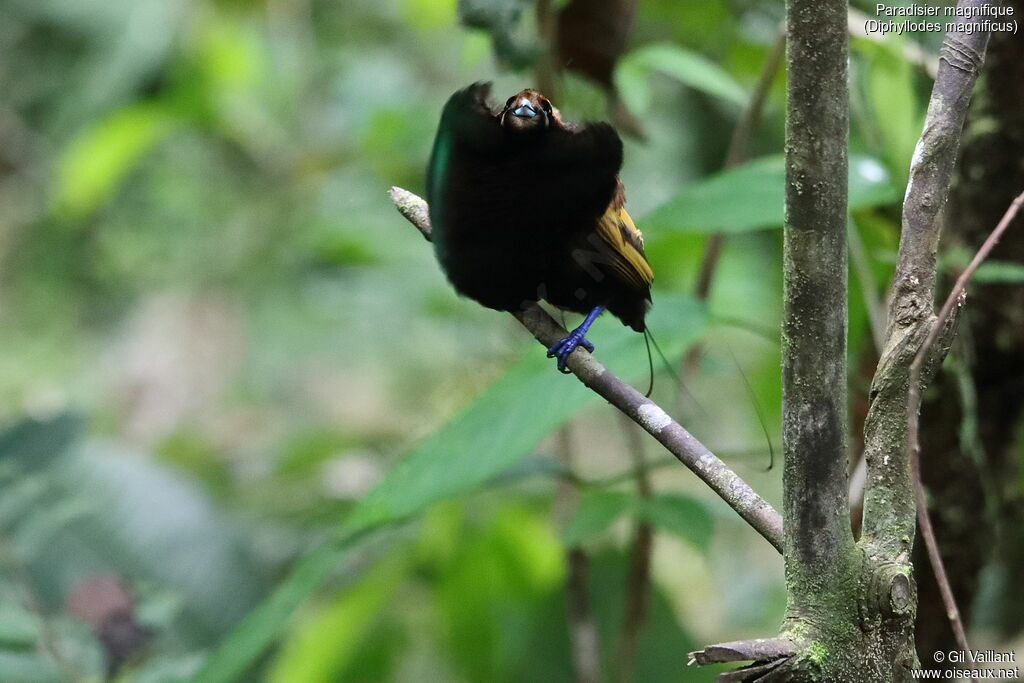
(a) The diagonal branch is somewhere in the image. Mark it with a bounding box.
[390,186,784,552]
[860,0,997,561]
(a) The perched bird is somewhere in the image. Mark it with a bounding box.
[426,82,653,372]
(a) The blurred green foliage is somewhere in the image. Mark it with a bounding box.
[0,0,995,681]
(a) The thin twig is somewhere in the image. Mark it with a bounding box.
[554,426,601,683]
[616,414,652,683]
[907,190,1024,669]
[390,186,784,552]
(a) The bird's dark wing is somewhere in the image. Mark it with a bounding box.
[427,82,501,216]
[540,121,624,221]
[437,82,500,150]
[545,121,623,179]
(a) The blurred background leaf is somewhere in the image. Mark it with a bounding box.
[615,42,748,114]
[643,153,897,234]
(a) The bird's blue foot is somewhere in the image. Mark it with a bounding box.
[546,306,604,374]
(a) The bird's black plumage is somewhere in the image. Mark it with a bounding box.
[426,82,652,343]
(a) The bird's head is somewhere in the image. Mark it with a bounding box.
[499,89,561,135]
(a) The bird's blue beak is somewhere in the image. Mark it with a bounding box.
[512,99,538,118]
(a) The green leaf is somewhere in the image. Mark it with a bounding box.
[0,652,61,683]
[970,261,1024,284]
[200,297,705,681]
[194,530,372,683]
[0,415,83,473]
[856,37,921,181]
[0,603,40,648]
[13,497,95,561]
[434,507,565,681]
[267,557,407,683]
[643,154,897,234]
[940,248,1024,284]
[342,294,706,534]
[615,42,748,113]
[405,0,456,30]
[614,57,655,115]
[562,492,634,546]
[484,455,572,488]
[53,103,176,218]
[638,493,714,552]
[0,476,49,530]
[584,551,702,681]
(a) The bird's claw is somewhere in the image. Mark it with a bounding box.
[546,333,595,373]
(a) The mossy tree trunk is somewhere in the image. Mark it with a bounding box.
[691,1,998,680]
[779,0,865,674]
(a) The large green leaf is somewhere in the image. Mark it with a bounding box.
[0,415,82,473]
[342,294,707,533]
[855,37,921,182]
[638,493,714,552]
[562,491,633,546]
[941,250,1024,285]
[0,652,61,683]
[642,154,898,234]
[615,42,748,114]
[972,261,1024,284]
[195,531,371,683]
[563,491,714,551]
[53,103,176,218]
[199,295,706,682]
[267,556,408,683]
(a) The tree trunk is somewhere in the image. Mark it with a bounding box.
[780,0,864,674]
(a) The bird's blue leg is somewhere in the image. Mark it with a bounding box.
[546,306,604,374]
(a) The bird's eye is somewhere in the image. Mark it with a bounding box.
[505,97,515,108]
[540,100,553,114]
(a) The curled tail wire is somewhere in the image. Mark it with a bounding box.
[642,326,679,397]
[642,326,712,425]
[724,340,775,471]
[642,326,775,471]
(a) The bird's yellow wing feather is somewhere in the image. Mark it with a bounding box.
[593,183,653,291]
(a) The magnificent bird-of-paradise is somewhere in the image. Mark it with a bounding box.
[426,82,653,373]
